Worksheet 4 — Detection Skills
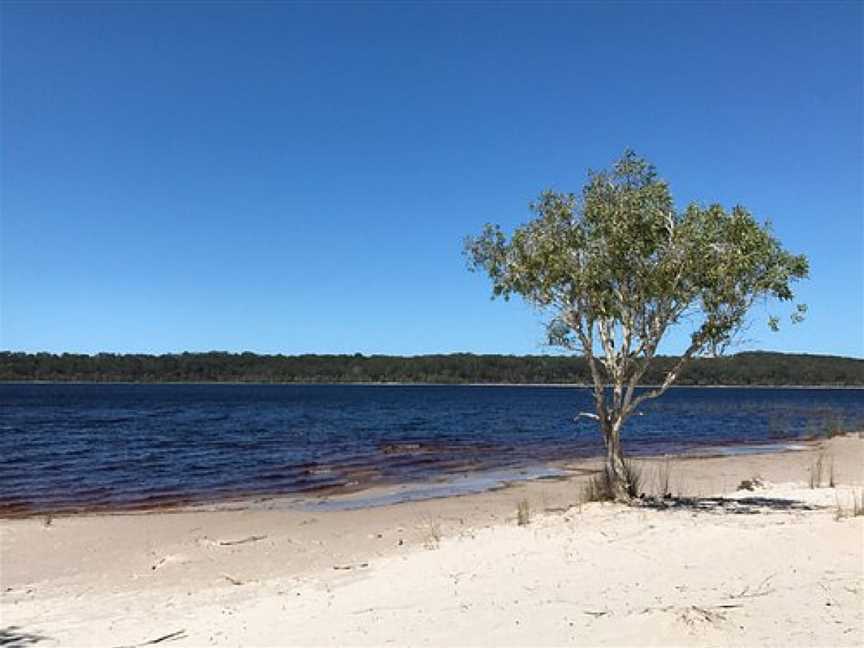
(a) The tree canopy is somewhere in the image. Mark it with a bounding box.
[2,351,861,385]
[465,151,809,499]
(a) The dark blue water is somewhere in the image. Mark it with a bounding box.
[1,384,862,515]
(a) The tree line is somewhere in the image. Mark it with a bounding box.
[0,351,861,385]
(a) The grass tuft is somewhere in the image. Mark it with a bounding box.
[582,469,613,502]
[737,477,763,492]
[809,452,825,489]
[657,458,672,498]
[421,521,442,549]
[516,499,531,526]
[625,460,643,499]
[582,460,643,502]
[835,489,864,520]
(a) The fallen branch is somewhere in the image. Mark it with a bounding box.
[732,573,775,599]
[115,629,187,648]
[142,630,187,645]
[222,573,244,586]
[684,605,727,625]
[333,562,369,571]
[217,534,268,546]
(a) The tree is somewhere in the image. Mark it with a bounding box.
[464,151,809,501]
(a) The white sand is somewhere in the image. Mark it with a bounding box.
[2,436,862,646]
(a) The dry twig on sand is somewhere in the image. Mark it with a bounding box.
[731,574,776,599]
[115,629,187,647]
[216,534,268,546]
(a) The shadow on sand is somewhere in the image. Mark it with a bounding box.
[637,495,822,515]
[0,627,48,648]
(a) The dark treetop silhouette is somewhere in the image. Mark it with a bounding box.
[0,351,864,386]
[1,351,861,386]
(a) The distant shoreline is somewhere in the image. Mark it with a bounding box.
[3,350,862,387]
[2,380,863,389]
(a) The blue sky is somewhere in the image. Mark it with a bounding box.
[2,2,861,357]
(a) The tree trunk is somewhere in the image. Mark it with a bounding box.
[603,420,632,502]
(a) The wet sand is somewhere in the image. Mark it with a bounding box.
[1,435,862,646]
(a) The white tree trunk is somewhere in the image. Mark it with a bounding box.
[602,419,632,502]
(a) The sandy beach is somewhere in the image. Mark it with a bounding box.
[2,436,862,647]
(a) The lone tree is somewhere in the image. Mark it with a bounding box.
[465,152,808,501]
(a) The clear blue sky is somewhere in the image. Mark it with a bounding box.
[2,2,862,358]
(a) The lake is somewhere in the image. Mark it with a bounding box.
[1,383,862,515]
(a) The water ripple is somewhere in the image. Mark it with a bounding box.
[1,383,862,515]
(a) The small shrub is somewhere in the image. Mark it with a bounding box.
[516,499,531,526]
[737,477,763,492]
[43,514,53,528]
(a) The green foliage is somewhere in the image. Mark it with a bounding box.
[0,350,861,385]
[466,151,809,499]
[466,151,808,362]
[466,151,809,428]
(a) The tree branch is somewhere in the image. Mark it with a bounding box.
[625,334,705,416]
[567,310,608,426]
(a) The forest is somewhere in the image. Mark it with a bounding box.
[0,351,862,386]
